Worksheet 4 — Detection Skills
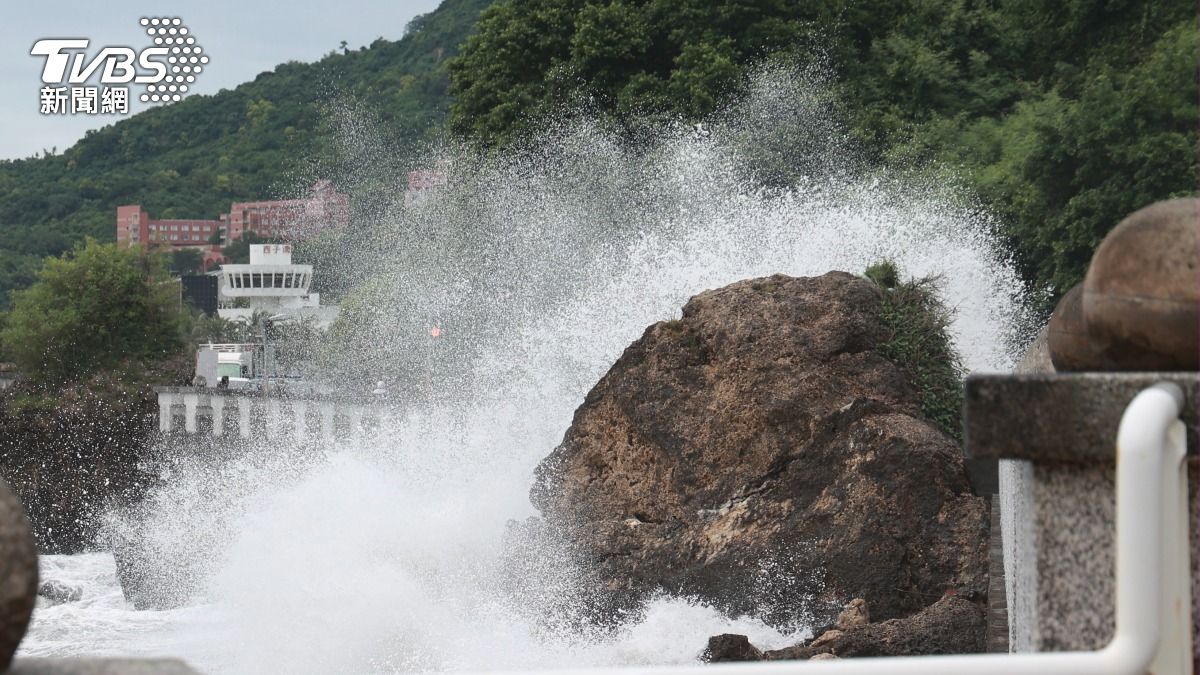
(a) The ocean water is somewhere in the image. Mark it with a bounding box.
[18,67,1025,673]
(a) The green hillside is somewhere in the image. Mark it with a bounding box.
[449,0,1197,305]
[0,0,492,309]
[0,0,1194,312]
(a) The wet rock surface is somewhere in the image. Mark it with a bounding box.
[532,272,988,629]
[37,581,82,606]
[0,477,38,672]
[702,634,763,663]
[768,595,985,659]
[705,596,984,662]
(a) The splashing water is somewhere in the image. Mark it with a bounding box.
[20,67,1025,673]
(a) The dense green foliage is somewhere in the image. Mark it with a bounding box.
[866,261,964,440]
[450,0,1197,303]
[0,240,189,383]
[0,0,492,309]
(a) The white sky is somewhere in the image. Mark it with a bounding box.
[0,0,441,160]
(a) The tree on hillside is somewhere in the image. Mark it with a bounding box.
[449,0,816,145]
[0,240,188,383]
[168,248,204,275]
[220,231,271,264]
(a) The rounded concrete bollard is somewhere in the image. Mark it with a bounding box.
[1083,198,1200,371]
[0,478,37,671]
[1047,284,1113,371]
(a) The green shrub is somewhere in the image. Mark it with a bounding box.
[864,260,899,290]
[0,239,188,384]
[866,261,964,440]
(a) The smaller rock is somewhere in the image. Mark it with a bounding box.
[835,598,870,629]
[809,653,839,661]
[38,581,82,606]
[702,634,763,663]
[808,629,843,651]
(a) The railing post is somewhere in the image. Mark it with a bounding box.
[158,393,173,433]
[183,393,198,434]
[211,396,225,437]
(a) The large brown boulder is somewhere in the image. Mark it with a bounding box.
[531,272,987,629]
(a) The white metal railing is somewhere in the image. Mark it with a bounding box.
[487,383,1191,675]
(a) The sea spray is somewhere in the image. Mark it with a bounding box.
[23,65,1024,673]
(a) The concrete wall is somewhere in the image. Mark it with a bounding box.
[977,346,1197,656]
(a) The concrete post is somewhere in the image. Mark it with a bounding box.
[237,397,251,439]
[183,393,199,434]
[967,372,1197,654]
[320,404,335,445]
[266,399,283,442]
[211,396,226,437]
[158,393,173,433]
[348,406,364,446]
[292,402,308,441]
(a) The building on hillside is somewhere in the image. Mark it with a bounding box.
[226,180,348,242]
[404,162,449,207]
[116,180,349,269]
[215,243,339,328]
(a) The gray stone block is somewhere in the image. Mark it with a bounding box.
[8,658,199,675]
[965,372,1199,462]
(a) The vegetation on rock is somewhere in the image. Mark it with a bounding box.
[866,261,964,440]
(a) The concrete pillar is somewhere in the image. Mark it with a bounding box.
[348,406,364,446]
[967,372,1198,654]
[320,404,335,445]
[158,393,173,433]
[211,396,226,437]
[237,397,251,439]
[266,399,283,442]
[292,402,308,441]
[183,393,199,434]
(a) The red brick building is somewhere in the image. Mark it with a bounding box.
[117,180,349,268]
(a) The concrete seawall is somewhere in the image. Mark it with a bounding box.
[976,338,1198,657]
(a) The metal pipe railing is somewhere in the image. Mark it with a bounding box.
[490,382,1189,675]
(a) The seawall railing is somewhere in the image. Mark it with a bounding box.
[155,387,397,444]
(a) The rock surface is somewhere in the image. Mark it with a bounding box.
[702,634,763,663]
[705,596,984,662]
[532,272,988,628]
[37,580,82,606]
[835,597,870,628]
[0,478,38,672]
[768,595,985,659]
